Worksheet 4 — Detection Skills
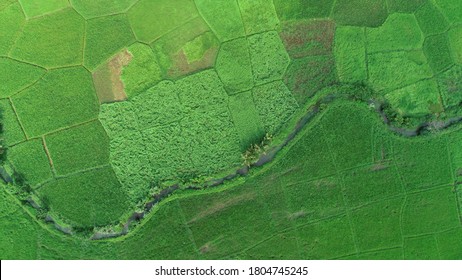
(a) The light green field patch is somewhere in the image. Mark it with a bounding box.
[415,1,450,36]
[448,26,462,65]
[70,0,137,18]
[0,100,25,146]
[45,121,110,176]
[131,81,183,128]
[273,0,335,21]
[150,17,217,79]
[10,8,85,68]
[194,0,245,42]
[434,0,462,24]
[121,43,162,98]
[368,50,433,93]
[19,0,69,18]
[182,32,217,64]
[11,67,99,138]
[84,14,135,70]
[228,91,266,151]
[334,26,367,83]
[385,79,441,117]
[366,13,423,52]
[0,57,45,98]
[248,31,290,85]
[215,37,253,94]
[237,0,280,35]
[8,139,52,186]
[38,167,128,227]
[0,2,25,55]
[0,0,16,10]
[252,81,298,134]
[128,0,198,43]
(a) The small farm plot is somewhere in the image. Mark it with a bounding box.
[38,166,128,228]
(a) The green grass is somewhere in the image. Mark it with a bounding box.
[438,66,462,108]
[127,0,198,43]
[283,177,345,226]
[248,31,290,85]
[423,33,454,74]
[321,103,376,170]
[334,26,367,83]
[297,216,357,259]
[45,121,110,176]
[350,198,404,251]
[404,235,440,259]
[1,101,462,259]
[237,0,279,35]
[366,13,424,52]
[0,99,25,146]
[150,16,219,79]
[19,0,69,18]
[8,139,52,186]
[273,0,335,21]
[385,78,441,116]
[386,0,426,13]
[228,91,266,151]
[70,0,137,19]
[436,228,462,259]
[401,187,460,235]
[11,67,99,138]
[84,14,135,70]
[2,0,462,260]
[0,57,45,98]
[393,136,452,191]
[0,2,25,56]
[38,166,128,227]
[252,81,299,134]
[332,0,388,27]
[448,26,462,65]
[121,43,162,98]
[194,0,245,42]
[215,37,253,94]
[101,70,242,204]
[280,19,335,59]
[415,1,450,36]
[285,55,338,105]
[342,165,404,207]
[368,50,433,93]
[434,0,462,24]
[10,8,85,68]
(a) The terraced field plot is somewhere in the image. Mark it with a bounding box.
[0,0,461,260]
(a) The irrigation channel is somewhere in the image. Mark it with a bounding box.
[2,92,462,240]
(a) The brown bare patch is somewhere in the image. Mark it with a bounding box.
[370,163,389,172]
[288,210,307,220]
[168,46,218,78]
[280,19,335,59]
[199,243,214,254]
[92,49,132,104]
[187,192,256,224]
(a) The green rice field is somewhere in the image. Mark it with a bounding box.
[0,0,461,260]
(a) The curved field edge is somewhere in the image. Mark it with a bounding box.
[1,99,461,259]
